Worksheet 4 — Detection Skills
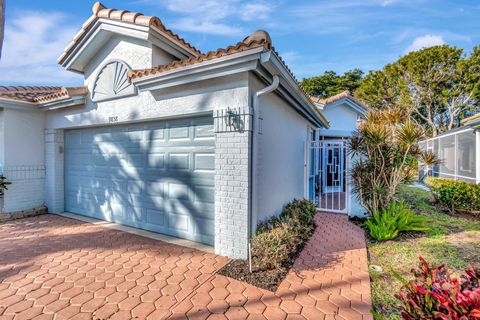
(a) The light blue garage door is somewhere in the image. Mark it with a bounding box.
[64,116,215,245]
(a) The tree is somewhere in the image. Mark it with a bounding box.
[0,0,4,60]
[349,108,438,214]
[355,45,480,136]
[301,69,363,98]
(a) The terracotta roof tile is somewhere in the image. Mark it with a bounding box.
[58,2,201,65]
[0,86,87,104]
[129,30,272,81]
[310,90,368,110]
[310,91,352,105]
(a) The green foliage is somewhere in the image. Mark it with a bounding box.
[425,177,480,214]
[251,199,316,270]
[369,185,480,319]
[396,257,480,320]
[349,109,438,214]
[355,45,480,136]
[364,201,430,242]
[300,69,363,98]
[0,174,11,195]
[365,210,399,241]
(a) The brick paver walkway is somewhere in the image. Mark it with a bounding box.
[0,213,371,319]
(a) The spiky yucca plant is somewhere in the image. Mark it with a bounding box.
[349,109,438,214]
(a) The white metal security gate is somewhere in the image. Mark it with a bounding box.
[308,140,347,213]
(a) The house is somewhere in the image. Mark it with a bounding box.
[0,2,365,259]
[420,113,480,184]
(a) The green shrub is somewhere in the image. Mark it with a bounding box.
[251,223,297,269]
[365,201,430,241]
[251,199,316,270]
[425,177,480,214]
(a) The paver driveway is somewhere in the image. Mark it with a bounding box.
[0,213,372,320]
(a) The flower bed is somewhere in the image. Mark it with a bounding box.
[218,199,316,291]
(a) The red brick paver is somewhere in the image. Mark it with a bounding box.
[0,213,372,319]
[174,212,373,320]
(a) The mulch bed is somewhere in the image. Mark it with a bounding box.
[218,232,312,292]
[218,260,289,292]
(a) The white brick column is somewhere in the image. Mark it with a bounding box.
[214,108,252,259]
[45,129,64,213]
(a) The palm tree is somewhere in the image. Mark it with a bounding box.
[0,0,4,59]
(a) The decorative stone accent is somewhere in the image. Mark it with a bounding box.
[92,60,136,102]
[0,206,47,222]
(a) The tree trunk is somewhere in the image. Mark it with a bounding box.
[0,0,4,59]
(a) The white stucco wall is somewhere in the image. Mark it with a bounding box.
[152,45,176,66]
[0,107,45,212]
[250,75,311,224]
[3,108,45,166]
[319,101,360,137]
[46,35,249,130]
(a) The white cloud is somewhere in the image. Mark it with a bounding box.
[152,0,273,35]
[404,34,445,53]
[381,0,397,6]
[240,3,273,21]
[171,18,244,36]
[0,10,82,85]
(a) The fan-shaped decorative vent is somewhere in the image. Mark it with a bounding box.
[92,60,136,102]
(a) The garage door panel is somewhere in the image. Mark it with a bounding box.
[65,116,215,245]
[194,185,215,204]
[167,214,189,232]
[168,153,190,170]
[194,153,215,171]
[145,208,165,226]
[193,217,215,237]
[169,125,190,140]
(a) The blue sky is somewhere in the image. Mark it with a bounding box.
[0,0,479,85]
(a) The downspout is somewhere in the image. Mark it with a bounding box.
[250,74,280,239]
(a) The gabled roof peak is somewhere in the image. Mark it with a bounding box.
[58,2,201,67]
[310,90,368,114]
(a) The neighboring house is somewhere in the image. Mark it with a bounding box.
[0,3,365,259]
[420,114,480,184]
[310,91,366,217]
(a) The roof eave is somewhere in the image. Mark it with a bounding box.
[260,51,329,128]
[38,96,86,110]
[0,96,86,111]
[148,25,199,59]
[0,97,38,110]
[59,19,150,73]
[326,97,367,116]
[131,47,265,91]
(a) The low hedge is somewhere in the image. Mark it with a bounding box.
[424,177,480,214]
[251,199,316,270]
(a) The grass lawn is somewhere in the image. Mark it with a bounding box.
[368,185,480,319]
